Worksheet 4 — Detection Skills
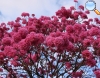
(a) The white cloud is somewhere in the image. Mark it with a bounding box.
[0,0,99,23]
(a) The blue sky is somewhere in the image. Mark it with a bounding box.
[0,0,100,23]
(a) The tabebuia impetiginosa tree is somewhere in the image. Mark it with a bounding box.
[0,4,100,78]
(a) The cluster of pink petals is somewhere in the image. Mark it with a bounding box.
[79,5,84,10]
[72,71,83,77]
[74,24,82,30]
[25,32,44,46]
[12,32,22,43]
[66,42,74,52]
[74,0,78,2]
[85,10,90,14]
[21,12,30,17]
[13,22,21,27]
[82,50,93,59]
[79,31,88,40]
[94,70,100,78]
[18,27,28,39]
[56,7,71,18]
[4,46,17,58]
[54,36,64,47]
[46,36,55,47]
[70,6,75,10]
[27,54,39,62]
[83,39,91,47]
[0,52,4,60]
[18,39,30,50]
[85,59,96,67]
[88,27,100,36]
[66,25,74,33]
[10,60,20,67]
[65,62,71,69]
[2,37,12,46]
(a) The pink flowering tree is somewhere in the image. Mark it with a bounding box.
[0,4,100,78]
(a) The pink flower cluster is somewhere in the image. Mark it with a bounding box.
[82,50,93,59]
[94,70,100,78]
[72,71,83,78]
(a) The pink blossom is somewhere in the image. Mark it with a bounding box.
[46,36,55,47]
[15,17,21,22]
[25,13,30,17]
[18,39,30,50]
[2,37,11,45]
[4,46,17,58]
[66,25,74,33]
[14,22,21,27]
[25,32,44,45]
[14,56,19,60]
[34,33,44,44]
[0,45,4,51]
[61,17,66,22]
[68,35,74,43]
[56,6,70,18]
[10,21,14,26]
[70,6,75,10]
[3,32,10,37]
[21,12,26,17]
[88,18,93,22]
[83,39,91,47]
[50,31,62,37]
[79,5,84,10]
[19,50,27,56]
[72,71,83,77]
[82,50,93,59]
[54,36,64,47]
[28,21,33,26]
[94,70,100,78]
[80,13,88,19]
[11,60,19,67]
[70,35,78,43]
[12,32,22,42]
[74,0,78,2]
[86,59,96,67]
[62,33,69,46]
[83,21,89,25]
[32,14,35,17]
[65,62,71,69]
[89,27,100,36]
[12,43,19,50]
[0,52,4,60]
[25,33,35,45]
[94,18,99,22]
[21,12,29,17]
[73,12,79,20]
[52,16,59,21]
[28,17,34,21]
[85,10,90,14]
[73,23,82,31]
[79,31,87,40]
[22,19,27,24]
[66,42,74,52]
[27,25,36,32]
[0,23,6,27]
[18,27,28,39]
[24,58,30,64]
[31,54,38,62]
